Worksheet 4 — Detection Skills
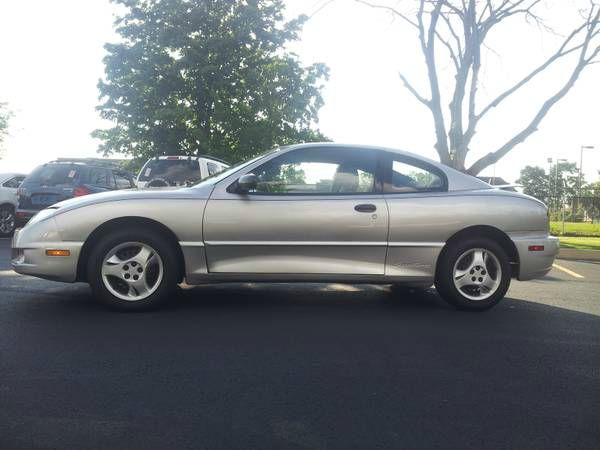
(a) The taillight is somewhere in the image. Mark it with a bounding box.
[73,186,91,197]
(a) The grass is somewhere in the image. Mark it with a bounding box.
[550,221,600,237]
[559,236,600,251]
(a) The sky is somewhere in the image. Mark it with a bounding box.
[0,0,599,183]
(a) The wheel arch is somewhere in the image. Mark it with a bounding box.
[0,202,15,210]
[76,216,186,283]
[438,225,520,278]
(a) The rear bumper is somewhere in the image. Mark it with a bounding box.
[511,234,560,281]
[11,225,82,283]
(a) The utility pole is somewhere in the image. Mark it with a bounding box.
[579,145,595,221]
[547,157,553,212]
[555,159,567,230]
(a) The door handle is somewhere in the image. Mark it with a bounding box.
[354,203,377,213]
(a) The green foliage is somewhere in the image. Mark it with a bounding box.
[93,0,329,163]
[550,221,600,237]
[0,102,12,158]
[517,165,549,204]
[559,236,600,250]
[518,162,582,209]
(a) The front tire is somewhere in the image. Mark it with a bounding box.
[435,238,511,311]
[87,229,179,311]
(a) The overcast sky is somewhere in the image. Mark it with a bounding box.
[0,0,598,183]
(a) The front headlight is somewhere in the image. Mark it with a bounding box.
[26,207,59,227]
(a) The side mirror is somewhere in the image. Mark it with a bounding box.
[237,173,257,194]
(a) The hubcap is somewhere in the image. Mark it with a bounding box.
[101,242,164,301]
[0,209,15,234]
[452,248,502,301]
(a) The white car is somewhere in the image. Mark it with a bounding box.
[136,156,229,188]
[0,173,26,237]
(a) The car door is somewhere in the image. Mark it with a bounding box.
[381,152,449,279]
[203,146,389,275]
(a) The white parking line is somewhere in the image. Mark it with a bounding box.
[552,263,584,279]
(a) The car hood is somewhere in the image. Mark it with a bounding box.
[51,184,214,213]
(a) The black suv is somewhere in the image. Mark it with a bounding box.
[16,159,135,226]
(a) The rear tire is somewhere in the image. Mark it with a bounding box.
[87,228,179,311]
[435,238,511,311]
[0,205,16,237]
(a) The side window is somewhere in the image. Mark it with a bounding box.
[207,162,221,176]
[251,147,377,194]
[3,176,25,188]
[114,172,134,189]
[89,168,114,189]
[386,157,445,193]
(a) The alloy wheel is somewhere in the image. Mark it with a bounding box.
[101,242,164,301]
[452,248,502,301]
[0,208,15,235]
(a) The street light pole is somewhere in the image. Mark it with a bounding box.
[579,145,595,197]
[579,145,595,221]
[547,157,553,211]
[555,158,567,234]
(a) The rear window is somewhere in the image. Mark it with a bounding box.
[207,161,225,176]
[26,164,83,187]
[138,159,200,183]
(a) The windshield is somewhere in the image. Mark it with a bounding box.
[26,164,81,187]
[191,148,281,187]
[138,160,200,183]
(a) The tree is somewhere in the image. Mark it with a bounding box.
[356,0,600,174]
[517,162,581,210]
[517,165,549,204]
[581,180,600,222]
[94,0,329,163]
[0,102,12,159]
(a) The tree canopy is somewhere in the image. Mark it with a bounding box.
[93,0,329,163]
[0,102,11,158]
[357,0,600,174]
[518,161,582,206]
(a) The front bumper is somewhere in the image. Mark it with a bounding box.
[11,222,82,283]
[511,234,560,281]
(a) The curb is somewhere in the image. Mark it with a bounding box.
[558,248,600,262]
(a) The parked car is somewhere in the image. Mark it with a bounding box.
[0,173,26,237]
[12,143,558,311]
[136,155,229,188]
[16,159,135,226]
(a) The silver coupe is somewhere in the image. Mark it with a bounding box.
[12,143,559,311]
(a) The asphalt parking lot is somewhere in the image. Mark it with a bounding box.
[1,238,599,450]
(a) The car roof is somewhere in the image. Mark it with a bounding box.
[281,142,442,165]
[0,172,25,181]
[148,155,229,165]
[42,161,131,173]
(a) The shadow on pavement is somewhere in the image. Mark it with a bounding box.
[2,283,599,450]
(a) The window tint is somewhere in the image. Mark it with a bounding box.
[26,164,80,187]
[114,172,134,189]
[386,158,444,193]
[138,159,200,183]
[251,147,377,194]
[207,162,222,176]
[3,176,25,188]
[89,168,114,189]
